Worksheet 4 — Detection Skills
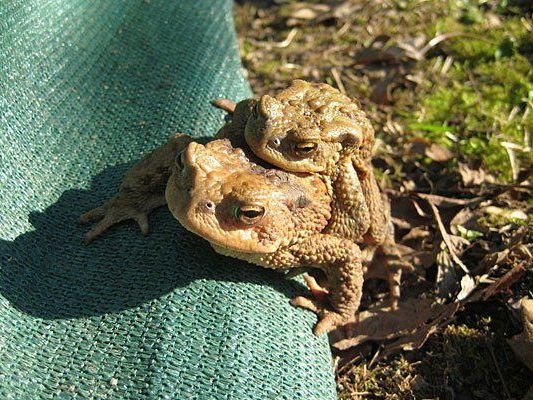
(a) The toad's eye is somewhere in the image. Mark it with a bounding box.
[175,150,185,169]
[236,205,265,224]
[293,142,318,157]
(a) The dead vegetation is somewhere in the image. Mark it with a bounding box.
[234,0,532,398]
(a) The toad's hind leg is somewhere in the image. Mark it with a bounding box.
[365,194,413,309]
[291,235,364,335]
[79,133,193,243]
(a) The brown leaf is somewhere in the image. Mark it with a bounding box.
[481,249,511,269]
[450,207,487,236]
[407,137,453,162]
[427,199,469,273]
[411,250,438,270]
[374,302,461,361]
[370,77,395,105]
[402,226,431,241]
[458,162,495,186]
[353,46,407,65]
[331,297,471,357]
[426,143,453,162]
[390,194,432,228]
[471,262,527,302]
[507,298,533,372]
[291,8,320,20]
[331,263,527,359]
[331,298,435,350]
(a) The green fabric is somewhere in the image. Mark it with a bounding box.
[0,1,337,399]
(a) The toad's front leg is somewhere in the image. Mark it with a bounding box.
[290,235,364,335]
[79,133,193,243]
[325,155,370,243]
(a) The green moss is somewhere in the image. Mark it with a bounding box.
[408,48,532,181]
[339,321,531,399]
[479,213,529,228]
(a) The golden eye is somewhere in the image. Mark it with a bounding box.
[294,142,318,157]
[236,205,265,224]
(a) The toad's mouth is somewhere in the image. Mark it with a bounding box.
[181,207,281,254]
[253,144,324,173]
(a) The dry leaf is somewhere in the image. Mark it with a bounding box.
[407,137,453,162]
[331,298,435,350]
[456,274,478,301]
[377,303,461,360]
[291,8,320,20]
[410,250,438,270]
[470,263,527,302]
[450,207,487,236]
[353,46,407,65]
[483,205,528,221]
[426,143,453,162]
[331,263,526,357]
[370,76,395,105]
[459,162,496,186]
[390,194,432,228]
[507,298,533,372]
[435,242,459,298]
[402,226,431,241]
[286,2,359,26]
[427,199,469,273]
[481,248,510,269]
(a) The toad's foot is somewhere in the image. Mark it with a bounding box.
[212,98,237,113]
[380,244,414,310]
[302,274,329,303]
[291,296,349,336]
[385,259,414,310]
[79,193,166,244]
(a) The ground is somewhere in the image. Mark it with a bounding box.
[234,1,532,399]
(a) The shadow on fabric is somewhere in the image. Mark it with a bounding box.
[0,163,306,320]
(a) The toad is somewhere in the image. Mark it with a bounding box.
[215,80,411,307]
[82,138,365,335]
[167,139,364,335]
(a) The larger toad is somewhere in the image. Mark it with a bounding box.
[80,135,365,335]
[216,80,411,307]
[167,139,364,335]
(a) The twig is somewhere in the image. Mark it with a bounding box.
[426,199,470,273]
[331,67,346,95]
[475,262,526,302]
[414,192,484,207]
[335,21,351,37]
[273,28,298,48]
[419,32,496,57]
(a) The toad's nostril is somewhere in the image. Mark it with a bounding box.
[269,138,281,148]
[175,150,185,169]
[293,141,318,157]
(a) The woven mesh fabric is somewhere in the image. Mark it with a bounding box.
[0,1,337,399]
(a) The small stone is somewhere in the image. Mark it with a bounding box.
[109,377,118,386]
